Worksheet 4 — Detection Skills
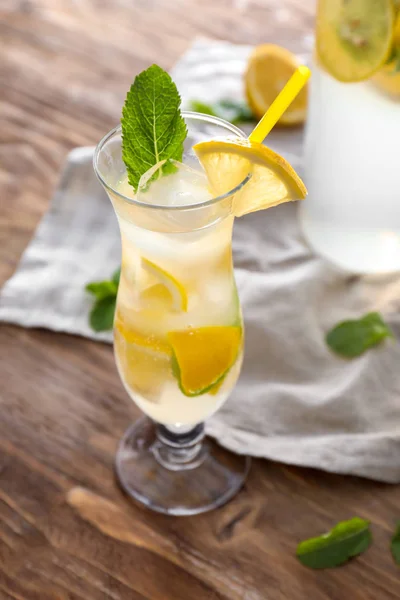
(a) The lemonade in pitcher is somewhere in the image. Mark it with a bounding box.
[300,0,400,273]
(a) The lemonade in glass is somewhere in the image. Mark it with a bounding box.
[94,65,306,514]
[113,116,245,429]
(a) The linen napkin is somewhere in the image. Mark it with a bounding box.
[2,39,400,482]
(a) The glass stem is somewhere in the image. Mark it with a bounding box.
[153,423,206,471]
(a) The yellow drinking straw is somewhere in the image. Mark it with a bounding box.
[249,65,311,144]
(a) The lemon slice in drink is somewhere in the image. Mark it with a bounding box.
[114,314,172,399]
[121,342,171,400]
[316,0,395,82]
[245,44,308,125]
[168,326,242,397]
[194,138,306,217]
[141,258,188,312]
[115,311,172,355]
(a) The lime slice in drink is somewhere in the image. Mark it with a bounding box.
[168,326,242,397]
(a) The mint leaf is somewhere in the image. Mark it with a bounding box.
[326,312,394,358]
[121,64,187,190]
[86,268,120,331]
[90,296,117,332]
[391,521,400,565]
[189,99,255,125]
[86,280,118,300]
[218,99,255,124]
[189,100,217,117]
[296,518,372,569]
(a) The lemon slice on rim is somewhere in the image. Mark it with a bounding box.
[141,258,188,312]
[245,44,308,125]
[193,138,306,217]
[168,326,242,397]
[316,0,395,83]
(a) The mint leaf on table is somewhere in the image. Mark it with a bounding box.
[391,522,400,565]
[296,518,372,569]
[326,312,394,358]
[121,64,187,190]
[189,99,255,125]
[89,296,117,332]
[86,267,121,332]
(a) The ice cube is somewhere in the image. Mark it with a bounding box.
[137,160,211,207]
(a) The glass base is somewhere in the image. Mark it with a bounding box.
[115,417,251,516]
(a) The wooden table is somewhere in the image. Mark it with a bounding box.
[1,1,399,598]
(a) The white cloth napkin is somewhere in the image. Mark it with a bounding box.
[2,39,400,482]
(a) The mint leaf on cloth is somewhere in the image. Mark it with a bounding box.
[296,518,372,569]
[121,64,187,190]
[86,267,120,331]
[86,280,118,301]
[326,312,394,358]
[90,296,117,332]
[391,521,400,565]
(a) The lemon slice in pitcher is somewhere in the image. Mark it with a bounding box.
[194,138,306,217]
[373,60,400,96]
[316,0,395,82]
[373,12,400,96]
[168,326,242,396]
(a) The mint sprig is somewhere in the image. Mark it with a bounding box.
[326,312,394,358]
[296,518,372,569]
[86,268,120,332]
[121,64,187,190]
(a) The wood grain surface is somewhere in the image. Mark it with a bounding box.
[1,1,400,599]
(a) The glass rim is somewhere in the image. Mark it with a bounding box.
[93,111,251,212]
